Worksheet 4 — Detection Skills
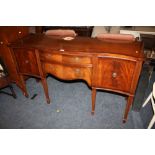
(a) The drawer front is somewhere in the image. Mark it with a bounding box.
[14,49,40,76]
[62,55,92,65]
[40,52,92,66]
[40,53,62,63]
[43,63,92,86]
[93,57,136,92]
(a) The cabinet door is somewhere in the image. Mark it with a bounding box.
[14,49,40,76]
[93,57,136,93]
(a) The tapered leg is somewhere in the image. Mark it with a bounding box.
[19,75,29,97]
[123,96,134,123]
[41,78,50,104]
[91,88,96,115]
[9,85,17,98]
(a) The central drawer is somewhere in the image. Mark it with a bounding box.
[62,54,91,65]
[40,52,92,66]
[43,63,92,86]
[40,53,62,63]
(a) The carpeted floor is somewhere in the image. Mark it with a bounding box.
[0,76,144,129]
[139,70,155,129]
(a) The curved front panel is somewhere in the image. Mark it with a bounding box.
[43,62,92,86]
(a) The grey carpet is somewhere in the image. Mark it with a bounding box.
[0,76,144,129]
[140,71,155,129]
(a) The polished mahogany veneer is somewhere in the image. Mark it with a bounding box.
[0,27,29,96]
[9,34,145,122]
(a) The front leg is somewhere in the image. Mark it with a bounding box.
[16,75,29,97]
[123,95,134,123]
[41,78,50,104]
[91,88,97,115]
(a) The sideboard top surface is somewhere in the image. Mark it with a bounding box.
[10,34,144,59]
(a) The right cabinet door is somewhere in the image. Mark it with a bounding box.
[93,57,136,93]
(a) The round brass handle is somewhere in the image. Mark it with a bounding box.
[59,49,64,52]
[25,60,29,64]
[0,41,3,44]
[75,68,80,73]
[112,72,117,78]
[18,31,22,34]
[75,57,79,61]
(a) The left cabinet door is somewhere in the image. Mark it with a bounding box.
[13,48,40,76]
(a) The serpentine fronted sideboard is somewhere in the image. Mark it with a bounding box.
[9,34,144,122]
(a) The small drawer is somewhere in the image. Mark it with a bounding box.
[40,53,62,63]
[62,55,92,65]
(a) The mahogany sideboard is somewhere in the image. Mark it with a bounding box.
[8,33,145,122]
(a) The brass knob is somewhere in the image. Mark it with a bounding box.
[112,72,117,78]
[18,31,22,34]
[59,49,64,52]
[0,41,3,44]
[25,60,29,64]
[75,68,80,73]
[75,57,79,61]
[136,51,139,54]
